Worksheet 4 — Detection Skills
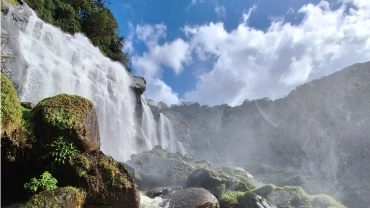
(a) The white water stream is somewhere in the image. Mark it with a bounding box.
[17,11,137,161]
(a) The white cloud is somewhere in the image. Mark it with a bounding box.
[132,24,192,104]
[145,79,179,105]
[131,0,370,106]
[182,0,370,106]
[215,5,226,18]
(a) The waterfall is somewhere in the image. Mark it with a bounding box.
[15,11,137,161]
[158,113,186,154]
[141,98,158,150]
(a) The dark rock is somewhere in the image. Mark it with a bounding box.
[185,168,250,199]
[20,102,34,109]
[130,75,146,96]
[219,191,276,208]
[146,186,182,198]
[31,94,100,153]
[119,162,143,185]
[61,151,140,208]
[163,188,219,208]
[20,187,85,208]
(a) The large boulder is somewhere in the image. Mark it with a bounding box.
[31,94,100,152]
[130,75,146,96]
[20,187,86,208]
[60,151,140,208]
[127,152,195,189]
[185,168,253,199]
[162,188,219,208]
[1,73,34,206]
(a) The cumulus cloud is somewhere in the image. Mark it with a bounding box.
[131,0,370,106]
[182,0,370,106]
[132,24,191,104]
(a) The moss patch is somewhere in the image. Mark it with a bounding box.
[20,186,86,208]
[1,73,22,136]
[253,184,345,208]
[220,191,261,208]
[33,94,93,130]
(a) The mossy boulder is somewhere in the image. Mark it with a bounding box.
[1,73,34,206]
[163,188,219,208]
[252,185,345,208]
[219,191,276,208]
[20,187,86,208]
[1,73,22,136]
[31,94,100,152]
[185,168,252,199]
[61,151,140,208]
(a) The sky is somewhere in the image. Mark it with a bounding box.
[108,0,370,106]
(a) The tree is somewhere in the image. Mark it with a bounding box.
[24,0,131,71]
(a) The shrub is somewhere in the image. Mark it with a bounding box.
[24,171,58,193]
[45,137,80,165]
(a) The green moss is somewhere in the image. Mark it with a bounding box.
[33,94,93,130]
[220,191,260,208]
[100,156,131,188]
[194,160,212,168]
[1,73,22,136]
[20,187,86,208]
[74,154,90,177]
[221,190,245,205]
[220,166,257,190]
[252,184,276,197]
[311,194,345,208]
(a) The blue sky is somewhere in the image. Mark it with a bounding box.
[108,0,370,106]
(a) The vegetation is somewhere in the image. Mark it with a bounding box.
[20,186,86,208]
[23,0,131,71]
[1,73,23,136]
[33,94,93,130]
[45,137,80,165]
[24,171,58,193]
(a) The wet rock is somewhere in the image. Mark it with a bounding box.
[127,154,195,189]
[163,188,219,208]
[146,186,182,198]
[185,168,252,199]
[219,191,276,208]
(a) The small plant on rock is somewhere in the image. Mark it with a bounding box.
[24,171,58,193]
[45,137,80,165]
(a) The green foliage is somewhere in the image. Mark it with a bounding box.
[24,171,58,193]
[46,138,80,165]
[20,186,86,208]
[23,0,131,70]
[1,73,22,135]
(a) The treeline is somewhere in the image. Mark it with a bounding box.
[24,0,131,71]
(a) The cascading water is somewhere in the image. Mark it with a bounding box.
[15,11,137,161]
[141,98,158,150]
[158,113,186,154]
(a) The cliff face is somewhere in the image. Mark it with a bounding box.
[153,62,370,208]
